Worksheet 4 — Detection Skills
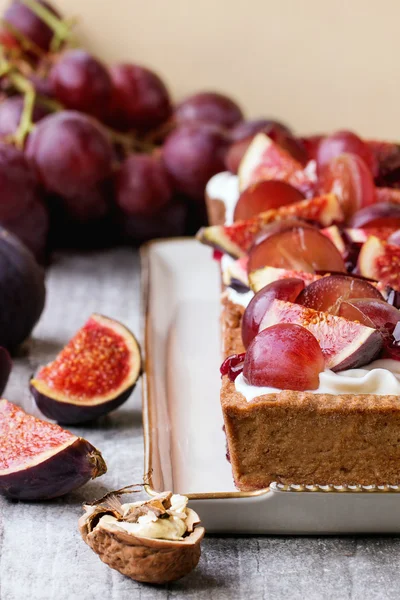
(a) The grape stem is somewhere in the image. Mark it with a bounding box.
[102,125,155,154]
[19,0,76,51]
[7,71,36,147]
[0,56,156,154]
[0,18,45,58]
[27,90,155,153]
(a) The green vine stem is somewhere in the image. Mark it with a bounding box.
[7,71,36,147]
[0,55,156,154]
[20,0,74,51]
[0,19,44,58]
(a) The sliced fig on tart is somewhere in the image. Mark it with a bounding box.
[0,399,106,500]
[259,299,383,371]
[196,193,343,257]
[358,236,400,291]
[238,133,314,193]
[31,314,141,424]
[248,266,322,293]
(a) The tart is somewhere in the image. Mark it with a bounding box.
[199,131,400,490]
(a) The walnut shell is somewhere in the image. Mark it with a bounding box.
[79,509,205,584]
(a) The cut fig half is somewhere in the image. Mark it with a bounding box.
[259,299,383,371]
[0,400,106,500]
[196,193,344,257]
[31,314,141,425]
[358,236,400,291]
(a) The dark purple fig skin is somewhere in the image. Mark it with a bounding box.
[0,348,12,394]
[0,228,45,351]
[0,437,106,501]
[332,329,383,372]
[30,382,135,425]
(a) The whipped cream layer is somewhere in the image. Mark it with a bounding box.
[226,288,254,308]
[206,172,239,225]
[235,359,400,401]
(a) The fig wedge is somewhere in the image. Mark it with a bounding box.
[260,299,383,371]
[79,491,205,584]
[30,314,141,424]
[248,266,321,293]
[238,133,314,193]
[197,193,343,257]
[0,400,106,500]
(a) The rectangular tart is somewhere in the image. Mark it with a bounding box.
[220,296,400,490]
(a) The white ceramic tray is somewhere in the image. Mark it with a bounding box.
[141,238,400,534]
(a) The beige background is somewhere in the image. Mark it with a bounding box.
[1,0,399,139]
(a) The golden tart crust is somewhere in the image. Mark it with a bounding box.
[220,296,400,491]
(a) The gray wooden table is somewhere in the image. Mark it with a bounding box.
[1,248,400,600]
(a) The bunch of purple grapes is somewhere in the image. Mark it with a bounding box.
[0,0,302,261]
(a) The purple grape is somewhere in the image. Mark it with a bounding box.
[162,123,229,200]
[230,118,292,141]
[115,154,173,217]
[175,92,243,129]
[25,111,114,199]
[0,143,49,261]
[0,96,49,139]
[50,50,112,119]
[2,0,61,52]
[107,64,172,132]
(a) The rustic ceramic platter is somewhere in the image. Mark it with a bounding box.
[141,238,400,534]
